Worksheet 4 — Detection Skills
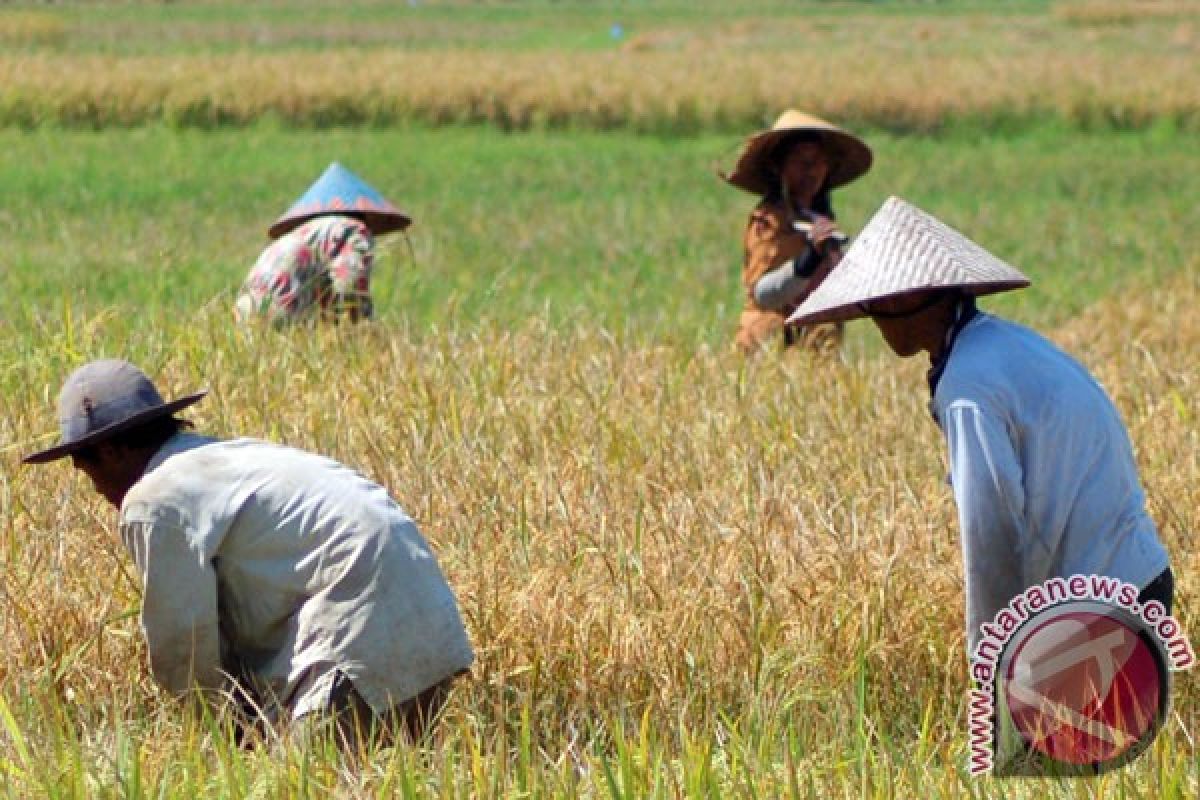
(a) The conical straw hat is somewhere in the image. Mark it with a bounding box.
[268,162,412,239]
[786,196,1031,327]
[721,110,873,196]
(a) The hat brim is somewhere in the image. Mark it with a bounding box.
[23,390,207,465]
[268,210,412,240]
[787,280,1030,327]
[722,127,873,196]
[785,195,1032,328]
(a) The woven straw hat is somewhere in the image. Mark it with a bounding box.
[24,360,206,464]
[721,110,873,196]
[268,162,412,239]
[786,196,1031,327]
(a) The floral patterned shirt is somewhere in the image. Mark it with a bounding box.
[235,215,374,324]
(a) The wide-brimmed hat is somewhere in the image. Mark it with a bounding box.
[721,110,873,196]
[268,161,412,239]
[23,359,206,465]
[786,196,1031,327]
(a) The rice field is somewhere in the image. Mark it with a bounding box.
[2,272,1197,798]
[0,1,1195,132]
[3,124,1197,336]
[0,1,1196,797]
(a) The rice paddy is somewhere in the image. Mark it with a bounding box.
[0,2,1196,797]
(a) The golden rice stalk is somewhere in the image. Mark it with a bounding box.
[0,47,1194,132]
[1054,0,1200,25]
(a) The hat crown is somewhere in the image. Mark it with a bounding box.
[786,196,1031,327]
[57,360,165,445]
[268,161,410,239]
[850,196,1029,292]
[290,162,388,210]
[771,110,838,132]
[722,109,873,196]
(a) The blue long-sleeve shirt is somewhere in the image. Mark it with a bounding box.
[931,314,1169,652]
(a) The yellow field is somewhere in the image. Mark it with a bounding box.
[3,268,1195,796]
[1,2,1197,794]
[1055,0,1200,25]
[0,5,1196,131]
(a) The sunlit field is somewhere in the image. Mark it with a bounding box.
[2,124,1197,337]
[0,1,1196,797]
[3,275,1197,798]
[0,1,1196,132]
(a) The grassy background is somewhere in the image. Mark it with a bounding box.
[0,0,1197,797]
[2,123,1197,344]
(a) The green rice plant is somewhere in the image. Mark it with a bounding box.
[1,124,1197,342]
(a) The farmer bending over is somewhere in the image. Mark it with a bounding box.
[25,359,473,748]
[785,197,1173,653]
[235,162,411,325]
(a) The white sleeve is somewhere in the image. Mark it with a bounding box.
[120,519,224,695]
[942,399,1027,651]
[752,256,810,310]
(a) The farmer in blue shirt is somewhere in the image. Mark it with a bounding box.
[786,196,1173,653]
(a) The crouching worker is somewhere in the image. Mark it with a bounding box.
[24,359,473,750]
[235,161,412,325]
[785,197,1174,655]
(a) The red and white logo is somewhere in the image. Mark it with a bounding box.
[997,602,1167,773]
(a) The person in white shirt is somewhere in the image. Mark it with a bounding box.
[24,359,474,748]
[785,197,1173,654]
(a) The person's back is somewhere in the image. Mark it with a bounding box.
[934,313,1168,630]
[121,431,474,719]
[235,162,412,325]
[234,215,375,324]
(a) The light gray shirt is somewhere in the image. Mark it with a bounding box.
[752,252,814,311]
[932,314,1169,652]
[119,433,474,718]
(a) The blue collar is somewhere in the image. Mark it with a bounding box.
[927,297,978,421]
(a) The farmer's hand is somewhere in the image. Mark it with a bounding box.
[808,216,843,255]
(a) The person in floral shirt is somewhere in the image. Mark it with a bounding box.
[236,162,411,325]
[236,215,377,323]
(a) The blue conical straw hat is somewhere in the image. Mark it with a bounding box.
[786,196,1030,327]
[268,162,412,239]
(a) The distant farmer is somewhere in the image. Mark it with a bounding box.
[721,110,873,354]
[786,197,1173,653]
[235,161,411,325]
[24,359,473,748]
